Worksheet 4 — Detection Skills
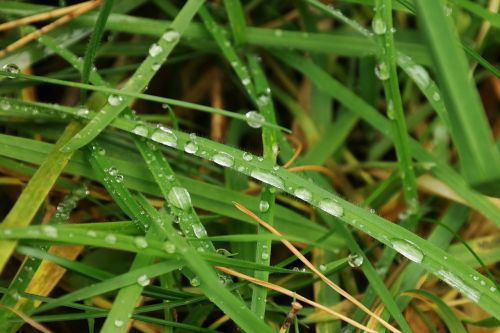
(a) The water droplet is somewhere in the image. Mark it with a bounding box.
[163,29,180,43]
[261,252,269,260]
[274,29,283,37]
[259,200,270,212]
[192,224,207,238]
[190,277,201,287]
[134,237,148,249]
[0,99,11,111]
[407,65,430,87]
[250,170,284,189]
[149,43,163,57]
[164,241,176,253]
[257,94,270,106]
[319,264,327,272]
[213,152,234,167]
[76,107,89,117]
[293,188,312,202]
[105,234,117,244]
[114,320,124,327]
[243,152,253,161]
[108,94,123,106]
[375,62,390,80]
[87,230,97,237]
[242,78,251,86]
[151,63,161,71]
[432,92,440,101]
[168,187,191,211]
[132,125,148,137]
[391,239,424,263]
[437,270,479,302]
[371,17,386,35]
[42,225,58,238]
[245,111,265,128]
[347,254,364,267]
[2,63,20,78]
[318,199,344,217]
[490,286,496,292]
[137,274,150,286]
[184,141,198,154]
[151,127,177,147]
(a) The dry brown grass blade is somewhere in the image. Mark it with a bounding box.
[0,304,53,333]
[279,301,303,333]
[233,201,402,333]
[0,1,95,32]
[0,0,102,58]
[282,134,303,168]
[216,266,379,333]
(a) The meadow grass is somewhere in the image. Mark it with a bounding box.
[0,1,499,332]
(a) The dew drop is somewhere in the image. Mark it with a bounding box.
[319,264,327,272]
[184,141,198,154]
[190,277,201,287]
[148,43,163,57]
[132,125,148,137]
[192,224,207,238]
[108,94,123,106]
[259,200,270,213]
[0,99,11,111]
[293,188,312,202]
[114,320,124,327]
[151,63,161,71]
[432,92,440,101]
[245,111,265,128]
[163,241,176,253]
[318,199,344,217]
[375,62,390,81]
[250,170,284,189]
[407,65,430,87]
[134,237,148,249]
[137,274,150,287]
[242,78,251,86]
[42,225,58,238]
[274,29,283,37]
[213,152,234,167]
[437,270,479,302]
[151,127,177,147]
[87,230,97,237]
[391,239,424,263]
[76,107,90,117]
[371,17,387,35]
[243,152,253,161]
[261,252,269,260]
[168,187,192,211]
[163,29,180,43]
[2,63,20,78]
[347,253,364,267]
[105,234,117,244]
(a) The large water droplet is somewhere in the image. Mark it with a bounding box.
[250,170,284,189]
[168,187,191,211]
[347,253,364,267]
[163,29,180,43]
[259,200,270,212]
[293,188,312,202]
[134,237,148,249]
[149,43,163,57]
[2,63,20,78]
[407,65,430,88]
[163,241,176,253]
[318,199,344,217]
[192,224,207,238]
[151,127,177,147]
[213,152,234,167]
[437,270,480,302]
[132,125,148,137]
[245,111,265,128]
[42,225,58,238]
[391,239,424,263]
[371,17,386,35]
[137,274,150,287]
[108,94,123,106]
[375,62,390,81]
[184,141,198,154]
